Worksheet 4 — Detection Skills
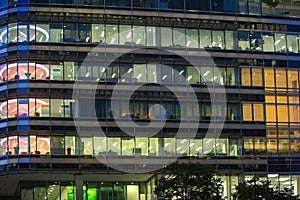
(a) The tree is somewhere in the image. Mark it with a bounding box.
[154,163,223,200]
[233,177,299,200]
[262,0,280,8]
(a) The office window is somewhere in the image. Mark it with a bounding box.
[244,138,253,155]
[266,104,276,122]
[65,136,78,155]
[200,66,213,84]
[227,103,240,121]
[263,33,274,52]
[19,136,29,154]
[132,26,145,46]
[173,28,185,47]
[241,68,251,86]
[50,99,63,117]
[200,30,211,48]
[250,32,263,51]
[274,33,286,53]
[0,25,7,46]
[161,64,173,83]
[147,64,158,83]
[18,22,28,43]
[226,68,238,85]
[133,64,146,83]
[146,27,156,46]
[186,28,199,48]
[254,139,266,155]
[135,138,148,155]
[132,0,156,8]
[119,64,132,82]
[252,68,263,86]
[287,34,299,53]
[50,63,63,80]
[30,23,49,43]
[50,23,63,43]
[81,137,93,155]
[264,68,275,88]
[161,27,172,47]
[187,66,200,84]
[190,139,203,156]
[8,23,17,43]
[107,137,120,155]
[278,140,289,156]
[164,138,175,156]
[290,105,300,123]
[94,137,106,155]
[78,24,91,43]
[64,23,77,43]
[92,24,105,44]
[267,139,278,156]
[242,104,252,121]
[238,31,250,51]
[253,104,264,121]
[105,25,118,45]
[176,139,189,155]
[173,65,186,84]
[288,70,299,89]
[119,25,132,45]
[276,69,287,89]
[149,138,158,156]
[51,136,65,155]
[122,138,134,155]
[212,30,225,49]
[225,31,235,50]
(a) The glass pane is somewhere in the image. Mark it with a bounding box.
[243,104,252,121]
[252,68,263,86]
[275,33,286,53]
[119,25,132,45]
[161,27,172,47]
[50,23,63,43]
[92,24,105,44]
[200,30,211,48]
[241,68,251,86]
[263,33,274,52]
[238,31,250,51]
[287,34,299,53]
[266,105,276,122]
[186,28,199,48]
[106,24,118,45]
[133,26,145,46]
[146,27,156,46]
[264,68,275,88]
[212,30,224,49]
[173,28,185,47]
[288,70,299,89]
[253,104,264,121]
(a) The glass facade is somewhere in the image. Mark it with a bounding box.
[0,0,299,200]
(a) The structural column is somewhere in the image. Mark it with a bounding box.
[75,174,84,200]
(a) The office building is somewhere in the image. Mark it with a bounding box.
[0,0,299,199]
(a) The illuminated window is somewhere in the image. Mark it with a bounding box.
[241,68,251,86]
[200,29,211,48]
[186,28,199,48]
[277,105,288,122]
[266,104,276,122]
[253,104,264,121]
[252,68,263,86]
[242,104,252,121]
[287,70,299,89]
[264,68,275,88]
[276,69,287,89]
